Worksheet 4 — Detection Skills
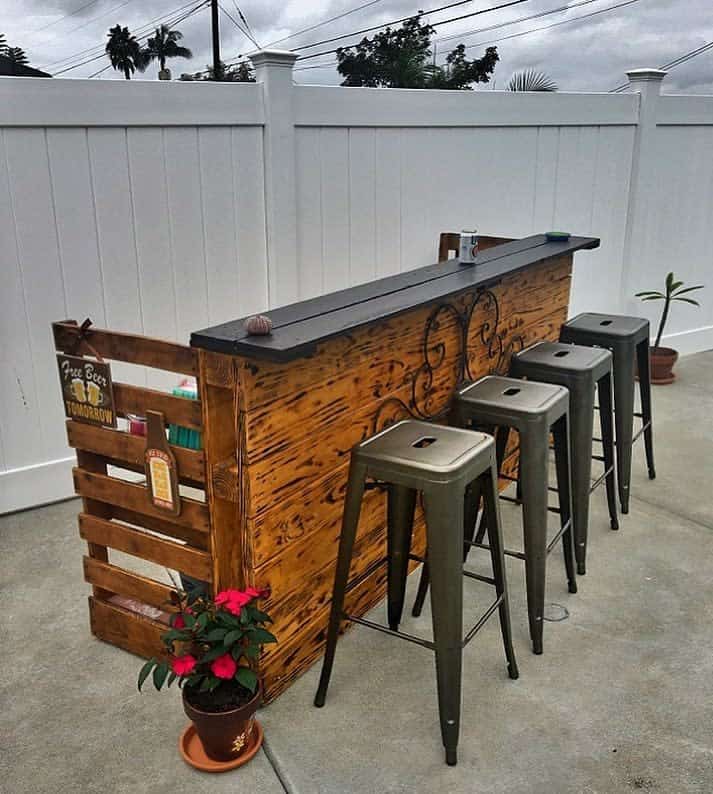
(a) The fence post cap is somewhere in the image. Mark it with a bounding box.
[626,68,667,82]
[250,50,298,69]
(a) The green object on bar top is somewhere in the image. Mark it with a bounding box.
[546,231,571,241]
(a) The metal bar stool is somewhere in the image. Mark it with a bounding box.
[314,420,519,766]
[510,341,618,575]
[559,313,655,514]
[414,376,575,656]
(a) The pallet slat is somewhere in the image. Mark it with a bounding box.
[113,382,202,430]
[79,513,212,581]
[53,321,197,375]
[89,596,168,660]
[67,421,205,484]
[111,505,210,550]
[83,557,178,611]
[73,468,211,534]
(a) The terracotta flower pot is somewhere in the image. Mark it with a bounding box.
[183,687,260,762]
[650,346,678,385]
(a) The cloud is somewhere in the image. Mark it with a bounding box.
[3,0,711,91]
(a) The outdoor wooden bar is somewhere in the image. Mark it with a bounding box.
[190,233,599,702]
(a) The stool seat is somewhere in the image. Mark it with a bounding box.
[358,419,492,480]
[563,312,649,342]
[458,375,568,428]
[512,341,611,380]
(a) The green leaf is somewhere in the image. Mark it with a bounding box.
[183,612,196,628]
[250,608,273,623]
[153,661,170,690]
[195,612,209,631]
[672,297,700,306]
[641,296,664,301]
[672,284,705,296]
[167,672,177,688]
[669,280,683,293]
[231,645,244,661]
[206,628,228,642]
[224,629,243,646]
[199,676,212,692]
[235,666,258,693]
[244,644,260,660]
[208,677,221,692]
[138,659,156,691]
[248,627,277,645]
[635,291,664,298]
[665,272,674,291]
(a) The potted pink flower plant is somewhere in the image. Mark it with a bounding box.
[138,586,276,762]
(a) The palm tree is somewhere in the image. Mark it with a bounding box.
[507,69,557,92]
[140,25,192,79]
[6,47,29,66]
[105,25,142,80]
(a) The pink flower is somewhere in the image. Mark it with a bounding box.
[173,613,186,629]
[172,654,197,676]
[211,653,237,680]
[215,589,252,616]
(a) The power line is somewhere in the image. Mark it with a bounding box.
[456,0,644,54]
[294,0,531,55]
[611,39,713,91]
[52,0,208,76]
[218,3,254,45]
[40,0,204,70]
[59,0,137,39]
[221,0,388,67]
[435,0,608,44]
[231,0,260,48]
[296,0,533,62]
[27,0,104,37]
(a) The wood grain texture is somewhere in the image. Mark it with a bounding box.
[79,512,212,580]
[66,420,205,484]
[235,254,573,702]
[113,382,202,429]
[88,596,169,661]
[83,557,178,611]
[53,320,197,375]
[73,468,211,533]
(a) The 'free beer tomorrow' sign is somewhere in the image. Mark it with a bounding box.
[56,354,116,428]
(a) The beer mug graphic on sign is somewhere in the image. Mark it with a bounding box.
[87,381,103,407]
[71,378,87,403]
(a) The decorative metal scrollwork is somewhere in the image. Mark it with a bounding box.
[372,287,524,433]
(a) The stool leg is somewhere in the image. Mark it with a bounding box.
[423,484,465,766]
[411,477,481,619]
[636,337,656,480]
[568,384,594,576]
[482,463,519,680]
[387,485,417,631]
[598,370,619,531]
[474,425,510,545]
[552,415,577,590]
[612,345,636,514]
[314,460,366,708]
[519,429,549,655]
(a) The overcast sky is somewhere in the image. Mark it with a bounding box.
[3,0,711,92]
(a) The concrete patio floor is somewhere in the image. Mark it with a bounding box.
[2,351,712,794]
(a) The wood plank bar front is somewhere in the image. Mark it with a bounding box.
[192,235,598,702]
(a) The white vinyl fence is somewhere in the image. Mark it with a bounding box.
[1,54,711,513]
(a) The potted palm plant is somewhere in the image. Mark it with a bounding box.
[139,586,276,767]
[636,272,704,384]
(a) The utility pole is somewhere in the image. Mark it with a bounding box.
[210,0,221,78]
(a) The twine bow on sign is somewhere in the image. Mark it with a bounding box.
[69,318,104,362]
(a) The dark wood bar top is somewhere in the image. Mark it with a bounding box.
[190,234,599,362]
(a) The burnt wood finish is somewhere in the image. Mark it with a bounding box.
[190,234,594,702]
[57,236,595,702]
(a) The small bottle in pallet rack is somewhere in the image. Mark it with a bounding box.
[144,410,181,516]
[459,230,479,265]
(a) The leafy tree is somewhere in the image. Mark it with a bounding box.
[507,69,557,92]
[180,60,255,82]
[140,25,192,75]
[6,47,29,66]
[105,24,142,79]
[336,16,498,89]
[636,272,704,350]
